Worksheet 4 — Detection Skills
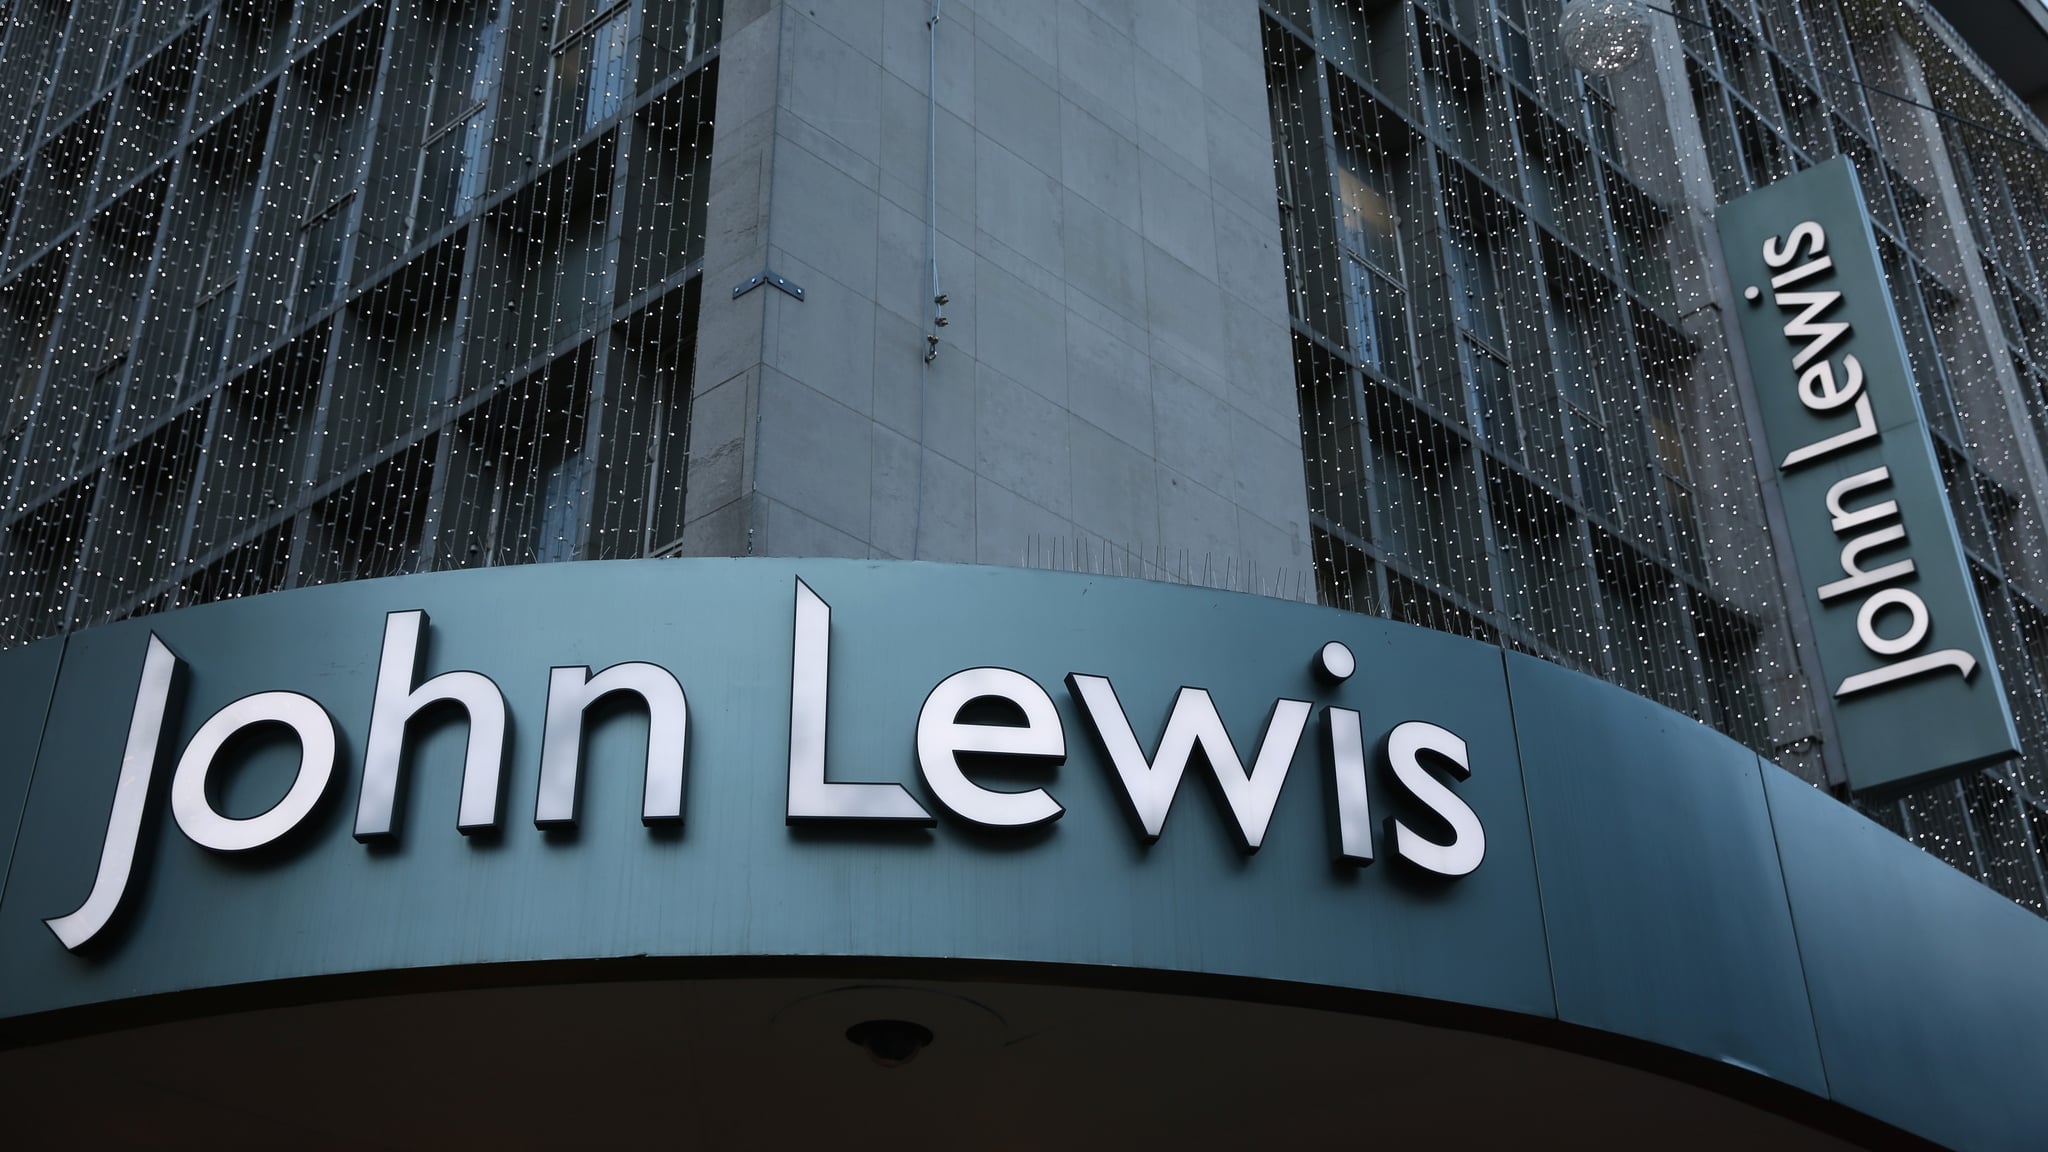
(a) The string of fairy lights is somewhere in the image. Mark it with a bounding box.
[1272,0,2048,910]
[0,0,717,642]
[1269,0,1807,779]
[1679,0,2048,908]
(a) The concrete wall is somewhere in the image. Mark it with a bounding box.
[684,0,1313,593]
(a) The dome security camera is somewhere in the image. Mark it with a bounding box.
[845,1019,935,1067]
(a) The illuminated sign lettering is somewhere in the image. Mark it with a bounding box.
[45,578,1485,952]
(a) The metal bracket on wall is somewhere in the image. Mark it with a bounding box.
[732,271,805,301]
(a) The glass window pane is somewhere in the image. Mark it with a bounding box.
[584,15,631,133]
[1466,340,1517,453]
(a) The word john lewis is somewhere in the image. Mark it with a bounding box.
[1719,156,2018,793]
[46,578,1484,952]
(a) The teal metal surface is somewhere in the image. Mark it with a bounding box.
[0,559,1550,1018]
[1764,766,2048,1151]
[0,638,63,907]
[1718,156,2018,792]
[1,558,2044,1148]
[1506,652,1827,1097]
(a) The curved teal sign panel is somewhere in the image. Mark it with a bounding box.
[0,558,2043,1151]
[0,560,1549,1015]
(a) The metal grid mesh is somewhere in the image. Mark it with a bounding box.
[1266,0,1815,782]
[1265,0,2048,909]
[0,0,718,641]
[1674,0,2048,906]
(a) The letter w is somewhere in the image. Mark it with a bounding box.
[1776,290,1849,369]
[1066,674,1311,851]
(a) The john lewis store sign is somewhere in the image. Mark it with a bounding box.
[11,567,2048,1150]
[1719,157,2019,793]
[36,564,1490,955]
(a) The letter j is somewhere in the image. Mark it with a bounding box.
[45,634,180,951]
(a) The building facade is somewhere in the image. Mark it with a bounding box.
[4,1,2048,1143]
[6,0,2044,911]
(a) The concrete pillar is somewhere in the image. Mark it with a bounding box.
[684,0,1315,598]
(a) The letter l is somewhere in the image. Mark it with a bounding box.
[785,578,931,823]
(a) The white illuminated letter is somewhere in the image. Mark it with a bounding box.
[1762,221,1826,268]
[536,662,689,828]
[1817,524,1915,602]
[786,578,932,824]
[1837,649,1977,697]
[1824,467,1896,532]
[1326,707,1373,864]
[45,634,181,951]
[1857,588,1930,657]
[1386,721,1484,877]
[172,692,337,852]
[1780,393,1879,469]
[1066,674,1311,851]
[1769,254,1833,290]
[1796,354,1862,411]
[1776,290,1850,369]
[354,610,509,840]
[916,667,1065,828]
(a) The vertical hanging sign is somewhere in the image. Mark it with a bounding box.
[1719,156,2018,793]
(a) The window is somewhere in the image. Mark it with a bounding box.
[1544,251,1622,522]
[459,17,504,213]
[1443,198,1504,348]
[547,0,636,153]
[584,12,631,134]
[1493,0,1534,91]
[0,259,61,449]
[1465,346,1517,452]
[534,452,583,563]
[182,286,234,394]
[285,194,352,328]
[1443,192,1519,452]
[1334,163,1408,382]
[1311,0,1369,79]
[469,432,584,567]
[1652,416,1701,575]
[413,8,504,238]
[1583,79,1620,161]
[1595,537,1696,714]
[1694,594,1768,748]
